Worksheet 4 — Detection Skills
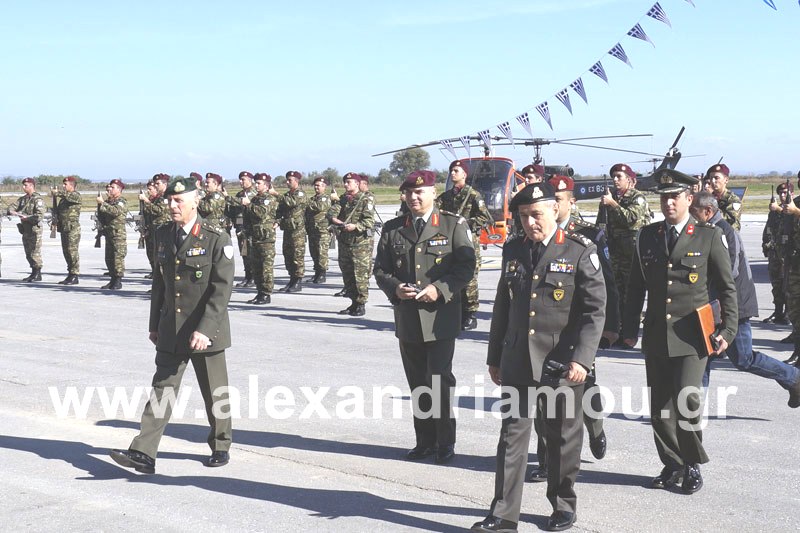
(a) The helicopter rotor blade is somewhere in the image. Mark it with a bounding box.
[552,133,653,142]
[552,141,664,157]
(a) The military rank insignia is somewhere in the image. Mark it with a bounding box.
[553,289,565,301]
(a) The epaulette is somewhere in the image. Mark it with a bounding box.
[694,221,716,229]
[565,230,593,248]
[439,209,458,218]
[201,222,222,235]
[569,217,594,230]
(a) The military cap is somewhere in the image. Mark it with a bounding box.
[152,173,170,183]
[63,176,77,183]
[610,163,636,179]
[652,168,698,195]
[706,163,730,178]
[343,172,362,183]
[360,175,369,184]
[22,177,36,185]
[399,170,436,190]
[205,172,223,184]
[449,160,469,175]
[521,164,545,177]
[109,178,125,190]
[509,182,555,212]
[164,176,198,196]
[778,181,794,193]
[238,171,254,180]
[312,176,327,185]
[253,172,272,183]
[189,172,203,180]
[548,175,574,192]
[286,170,302,180]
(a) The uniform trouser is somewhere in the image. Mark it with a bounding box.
[251,240,276,294]
[398,338,456,448]
[766,254,786,308]
[645,352,708,468]
[60,227,81,274]
[307,229,330,274]
[609,237,634,330]
[462,239,482,314]
[236,230,252,279]
[282,228,306,278]
[22,226,43,269]
[786,262,800,328]
[490,384,585,521]
[339,239,372,304]
[104,230,126,277]
[145,233,155,272]
[130,350,232,459]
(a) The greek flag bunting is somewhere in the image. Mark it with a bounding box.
[497,121,514,145]
[459,135,472,158]
[515,112,533,137]
[628,23,655,47]
[608,43,632,68]
[478,129,493,151]
[647,2,671,27]
[555,89,573,115]
[439,139,457,159]
[570,78,588,104]
[589,61,609,83]
[536,102,553,130]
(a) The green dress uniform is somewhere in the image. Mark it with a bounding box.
[435,185,492,322]
[198,191,229,233]
[374,207,475,451]
[97,196,128,280]
[623,217,737,471]
[244,191,279,297]
[330,191,375,309]
[129,215,235,460]
[13,192,46,273]
[277,187,308,288]
[305,191,333,281]
[716,189,742,231]
[486,228,605,523]
[55,190,82,276]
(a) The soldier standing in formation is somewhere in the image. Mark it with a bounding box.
[600,163,651,345]
[305,176,333,284]
[96,179,128,290]
[706,163,742,231]
[277,170,308,293]
[141,180,158,274]
[329,172,375,316]
[762,182,793,325]
[781,171,800,364]
[140,174,171,279]
[435,160,492,330]
[228,171,257,288]
[8,177,46,282]
[52,176,82,285]
[198,173,228,233]
[242,173,280,305]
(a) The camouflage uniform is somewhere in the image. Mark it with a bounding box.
[716,189,742,231]
[436,185,492,319]
[143,194,171,274]
[305,191,333,279]
[13,192,46,270]
[329,191,375,307]
[98,196,128,278]
[785,197,800,359]
[198,191,228,233]
[278,188,308,283]
[245,191,279,296]
[226,187,257,282]
[606,187,650,329]
[55,190,82,275]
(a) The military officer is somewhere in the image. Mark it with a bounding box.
[601,163,651,344]
[140,174,171,279]
[329,172,375,316]
[198,173,229,233]
[110,176,235,474]
[762,182,792,324]
[622,169,737,495]
[374,170,475,464]
[472,181,605,533]
[436,160,492,330]
[277,170,308,292]
[96,179,129,290]
[226,171,258,288]
[52,175,82,284]
[305,176,333,284]
[706,163,741,231]
[7,177,46,281]
[241,173,280,304]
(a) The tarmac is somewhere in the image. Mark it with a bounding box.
[1,207,798,532]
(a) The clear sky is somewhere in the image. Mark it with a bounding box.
[1,0,798,182]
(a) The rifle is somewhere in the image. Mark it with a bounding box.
[771,185,775,205]
[328,186,338,250]
[136,189,146,249]
[93,188,104,248]
[596,174,610,233]
[50,186,58,238]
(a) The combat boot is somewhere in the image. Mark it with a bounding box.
[66,274,79,285]
[111,277,122,290]
[333,288,348,297]
[277,278,295,292]
[248,292,270,305]
[348,303,366,317]
[316,272,326,284]
[22,271,34,282]
[338,302,356,315]
[236,278,254,288]
[27,268,42,282]
[286,277,302,293]
[58,274,71,285]
[461,312,478,331]
[774,304,789,325]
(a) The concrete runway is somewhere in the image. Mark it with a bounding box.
[0,208,798,532]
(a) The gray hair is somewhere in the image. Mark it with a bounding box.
[691,191,718,212]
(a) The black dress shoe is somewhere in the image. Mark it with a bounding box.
[788,378,800,408]
[110,448,155,474]
[405,445,436,460]
[545,510,576,531]
[470,515,518,532]
[435,445,455,464]
[651,465,682,489]
[681,463,703,494]
[527,464,547,482]
[785,351,800,365]
[774,315,790,325]
[207,450,229,467]
[589,430,607,460]
[349,304,366,317]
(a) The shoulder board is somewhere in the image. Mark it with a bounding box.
[694,221,716,229]
[439,210,458,218]
[565,230,593,247]
[201,222,222,235]
[570,217,593,229]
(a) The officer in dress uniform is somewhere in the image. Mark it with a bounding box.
[110,176,235,474]
[374,170,475,465]
[622,169,737,495]
[472,181,605,533]
[706,163,742,231]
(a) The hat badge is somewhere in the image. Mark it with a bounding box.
[415,176,424,185]
[174,181,185,193]
[558,181,566,190]
[661,174,673,185]
[715,165,721,171]
[621,165,627,171]
[532,187,543,199]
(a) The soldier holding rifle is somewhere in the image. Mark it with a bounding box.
[51,176,82,284]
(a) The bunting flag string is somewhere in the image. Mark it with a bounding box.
[628,23,655,47]
[515,112,533,137]
[762,0,777,9]
[589,61,609,83]
[459,135,472,158]
[684,0,695,6]
[555,89,573,115]
[570,78,588,104]
[478,129,493,151]
[439,139,457,159]
[536,102,553,131]
[647,2,672,27]
[608,43,633,67]
[497,121,515,145]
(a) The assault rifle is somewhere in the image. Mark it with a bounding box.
[50,186,58,238]
[93,188,104,248]
[596,174,611,234]
[135,189,146,249]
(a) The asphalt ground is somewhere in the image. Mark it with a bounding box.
[0,208,798,532]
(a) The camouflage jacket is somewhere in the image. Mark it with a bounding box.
[13,193,46,227]
[716,189,742,231]
[55,190,82,230]
[226,187,257,228]
[198,191,228,232]
[607,188,651,240]
[278,188,308,232]
[244,192,279,243]
[144,194,171,228]
[328,191,374,245]
[305,193,334,234]
[435,185,492,237]
[98,196,128,234]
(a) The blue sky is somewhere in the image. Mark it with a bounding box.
[1,0,798,181]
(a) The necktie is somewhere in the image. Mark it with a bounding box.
[530,242,542,267]
[415,218,425,237]
[175,227,186,249]
[667,226,679,253]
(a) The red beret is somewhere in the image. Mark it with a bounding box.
[253,172,272,183]
[110,179,125,190]
[239,171,254,179]
[22,177,36,185]
[521,164,545,177]
[286,170,302,180]
[63,176,77,183]
[610,163,636,179]
[312,176,327,184]
[449,160,469,174]
[548,175,574,192]
[360,175,369,184]
[778,181,794,193]
[400,170,436,190]
[706,164,730,178]
[189,172,203,180]
[205,172,223,184]
[152,173,170,183]
[343,172,362,183]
